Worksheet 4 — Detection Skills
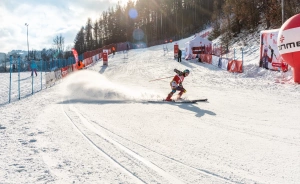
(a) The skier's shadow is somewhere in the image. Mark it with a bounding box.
[175,103,216,117]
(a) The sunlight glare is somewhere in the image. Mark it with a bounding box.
[114,0,137,6]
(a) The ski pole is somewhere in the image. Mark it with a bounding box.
[269,45,278,60]
[149,76,173,82]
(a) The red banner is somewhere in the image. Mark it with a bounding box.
[200,54,212,64]
[174,44,178,54]
[84,58,93,66]
[228,60,243,73]
[174,44,178,58]
[72,48,79,63]
[272,62,289,72]
[103,52,108,65]
[61,67,69,77]
[272,62,282,67]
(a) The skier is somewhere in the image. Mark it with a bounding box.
[165,69,190,101]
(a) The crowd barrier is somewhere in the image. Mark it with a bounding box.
[0,56,76,105]
[191,46,244,73]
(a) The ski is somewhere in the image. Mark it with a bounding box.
[148,98,207,103]
[188,98,208,102]
[175,98,208,103]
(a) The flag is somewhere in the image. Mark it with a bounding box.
[72,48,79,63]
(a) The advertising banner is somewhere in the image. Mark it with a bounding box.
[212,55,219,67]
[72,48,79,63]
[84,58,93,66]
[45,71,56,87]
[174,43,178,58]
[228,60,243,73]
[61,67,69,78]
[103,49,108,65]
[219,58,229,70]
[54,69,62,80]
[200,54,212,64]
[259,29,288,71]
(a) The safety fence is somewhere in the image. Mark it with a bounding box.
[0,56,76,105]
[187,45,244,73]
[0,40,139,105]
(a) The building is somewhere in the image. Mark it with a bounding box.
[0,52,7,72]
[7,50,28,60]
[0,52,6,61]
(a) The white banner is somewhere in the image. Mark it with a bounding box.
[212,55,219,67]
[277,27,300,54]
[219,58,229,70]
[260,29,282,70]
[45,71,56,87]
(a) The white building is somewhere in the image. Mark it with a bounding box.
[0,52,7,71]
[0,52,6,60]
[7,50,27,60]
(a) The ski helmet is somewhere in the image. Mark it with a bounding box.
[183,69,190,74]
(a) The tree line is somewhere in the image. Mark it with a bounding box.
[72,0,299,55]
[74,0,214,54]
[210,0,300,49]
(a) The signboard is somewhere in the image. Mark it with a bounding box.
[174,43,178,58]
[103,49,108,65]
[259,29,288,71]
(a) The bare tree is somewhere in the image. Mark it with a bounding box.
[53,34,65,58]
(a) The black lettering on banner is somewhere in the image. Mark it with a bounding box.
[286,42,295,49]
[278,44,285,50]
[278,41,300,51]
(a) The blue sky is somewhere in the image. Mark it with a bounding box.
[0,0,134,53]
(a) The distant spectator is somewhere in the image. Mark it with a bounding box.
[77,60,85,70]
[30,61,37,76]
[13,64,16,72]
[198,56,202,63]
[126,43,130,51]
[112,46,116,55]
[178,49,182,62]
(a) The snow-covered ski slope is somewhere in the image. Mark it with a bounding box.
[1,33,300,184]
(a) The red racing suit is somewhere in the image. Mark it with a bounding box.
[170,73,186,94]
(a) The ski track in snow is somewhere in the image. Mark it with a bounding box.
[87,118,239,184]
[61,99,146,184]
[62,97,187,184]
[61,98,239,184]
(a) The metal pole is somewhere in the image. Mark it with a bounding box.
[9,55,12,103]
[161,12,162,39]
[234,48,236,60]
[31,60,33,95]
[282,0,284,24]
[242,48,244,73]
[18,56,20,100]
[41,60,42,90]
[25,23,29,61]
